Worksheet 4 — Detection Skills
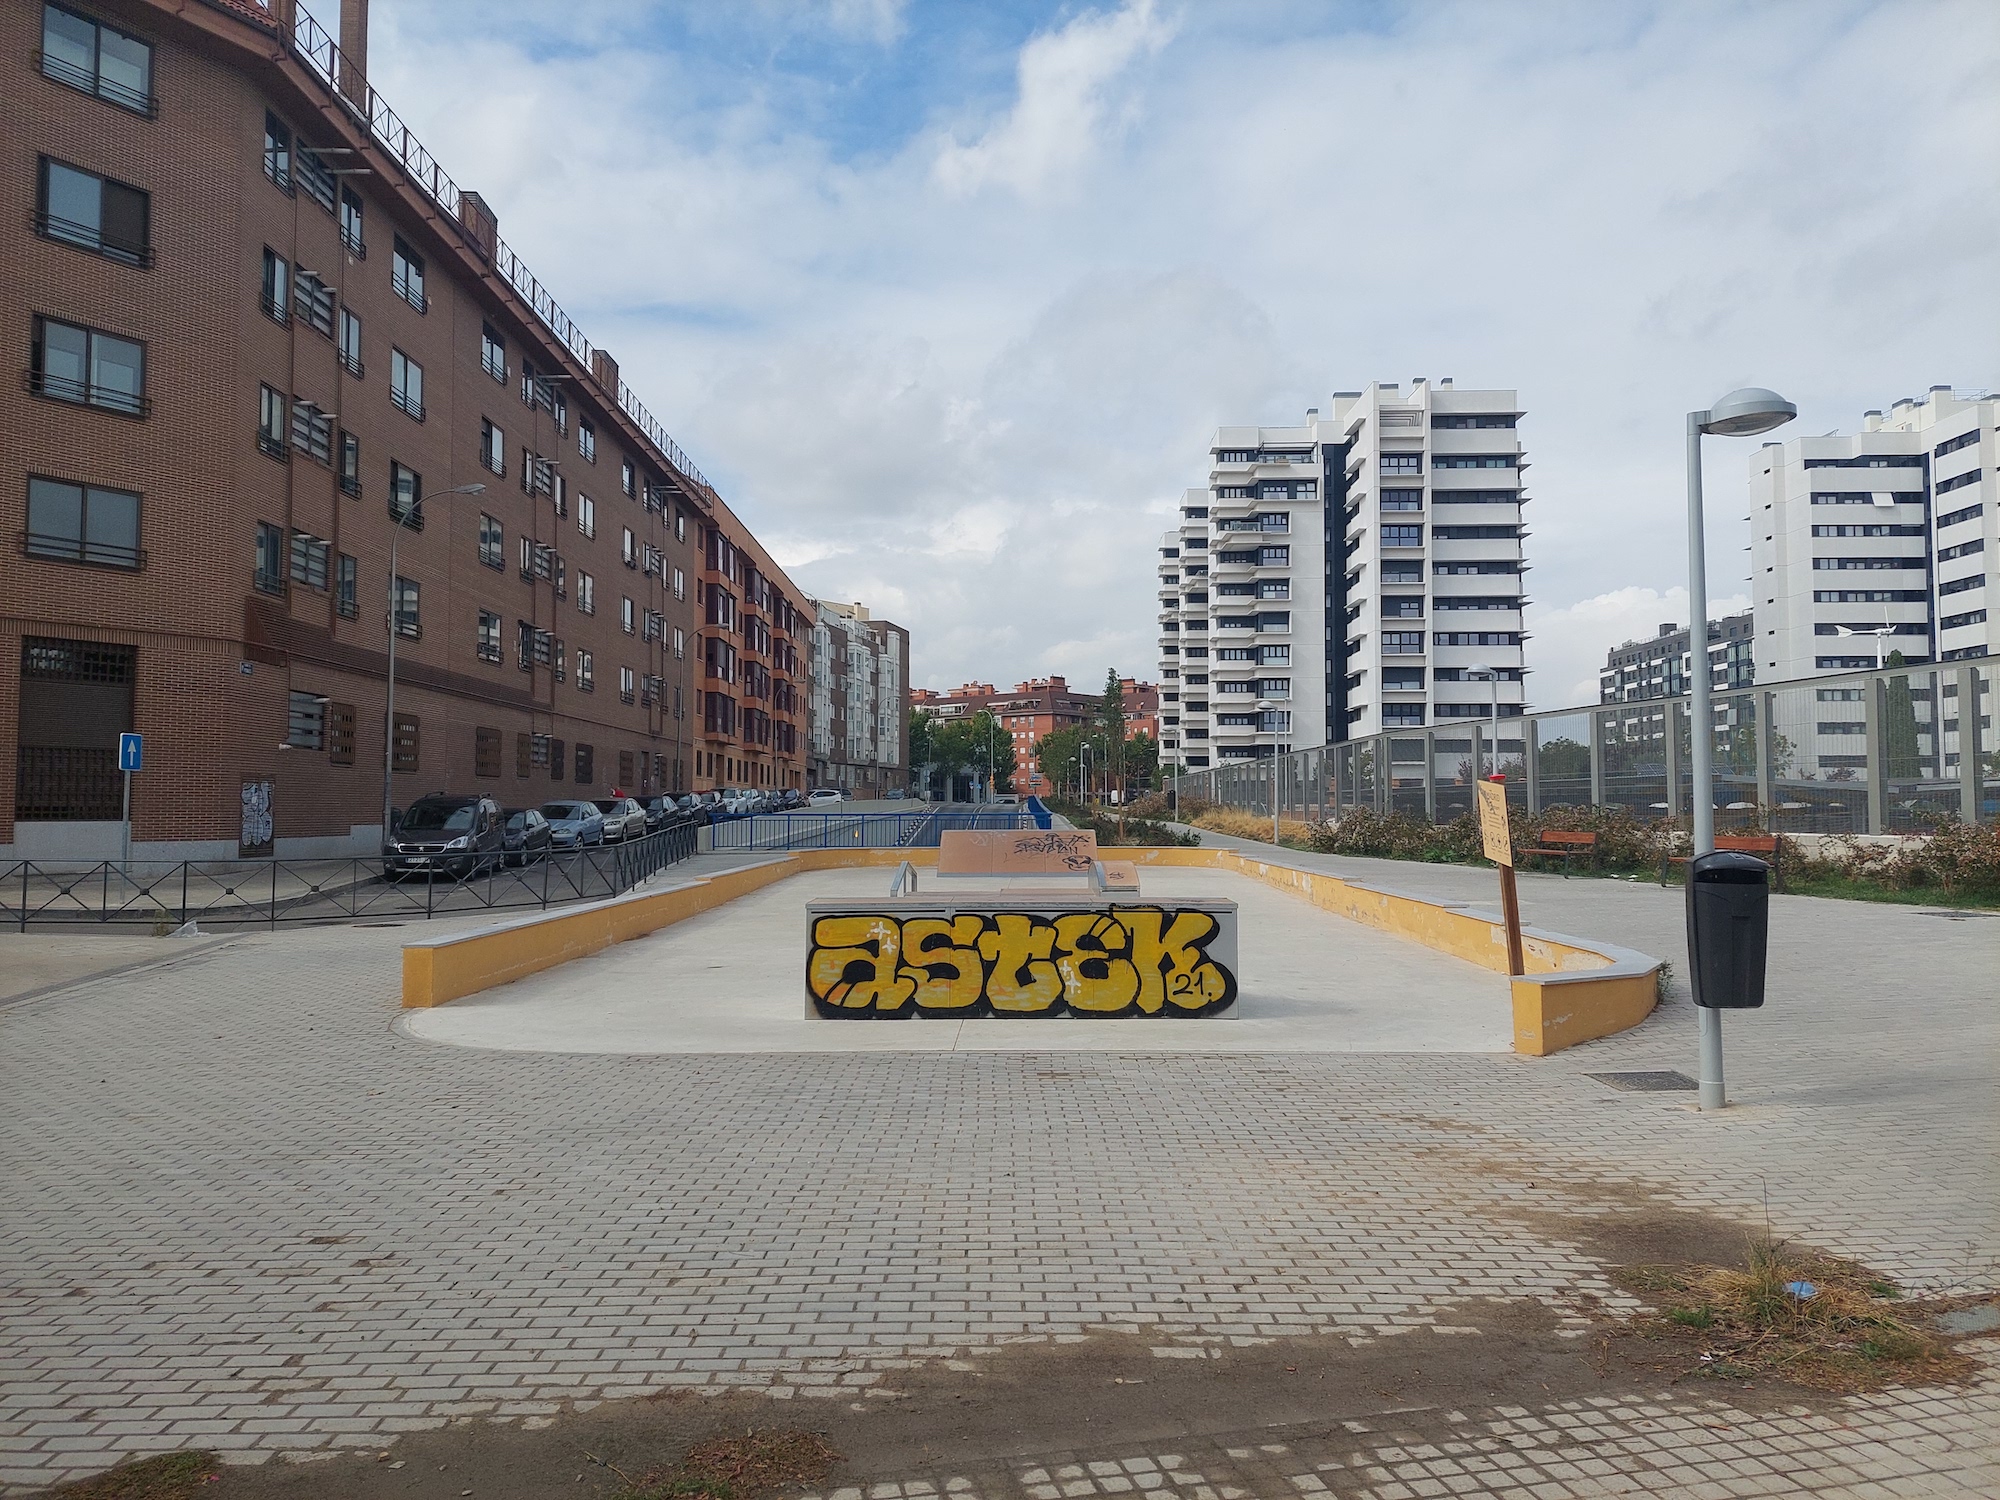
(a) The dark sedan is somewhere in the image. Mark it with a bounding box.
[500,807,553,866]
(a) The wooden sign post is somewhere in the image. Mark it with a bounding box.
[1476,776,1526,977]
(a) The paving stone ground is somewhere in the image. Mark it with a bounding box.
[1,851,1994,1496]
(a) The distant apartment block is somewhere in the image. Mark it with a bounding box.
[1159,380,1527,771]
[1600,613,1755,704]
[912,677,1098,796]
[1751,387,1996,676]
[807,601,909,796]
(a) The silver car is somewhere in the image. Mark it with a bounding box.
[591,796,646,842]
[540,800,605,849]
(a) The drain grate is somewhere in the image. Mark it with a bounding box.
[1587,1070,1698,1092]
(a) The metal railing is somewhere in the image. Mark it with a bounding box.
[1175,660,1998,835]
[708,811,1031,851]
[2,820,700,931]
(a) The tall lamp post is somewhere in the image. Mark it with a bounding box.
[382,481,486,848]
[1469,665,1503,778]
[1686,387,1796,1111]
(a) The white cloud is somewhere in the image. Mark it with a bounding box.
[932,0,1173,198]
[366,0,2000,704]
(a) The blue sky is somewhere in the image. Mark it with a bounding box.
[350,0,2000,703]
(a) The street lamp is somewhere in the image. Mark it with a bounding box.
[1686,386,1796,1111]
[382,481,486,849]
[1468,665,1502,778]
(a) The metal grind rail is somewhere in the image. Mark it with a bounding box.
[3,821,701,931]
[707,810,1031,852]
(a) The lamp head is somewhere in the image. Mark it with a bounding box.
[1468,663,1498,680]
[1700,387,1797,437]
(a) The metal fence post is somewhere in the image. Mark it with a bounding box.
[1423,731,1436,821]
[1756,690,1775,821]
[1589,710,1606,810]
[1864,672,1885,835]
[1525,717,1541,814]
[1960,665,1983,824]
[1664,701,1683,822]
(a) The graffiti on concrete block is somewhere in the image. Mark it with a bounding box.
[808,907,1237,1018]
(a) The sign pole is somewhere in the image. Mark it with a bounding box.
[116,732,142,876]
[1476,775,1524,976]
[121,768,132,875]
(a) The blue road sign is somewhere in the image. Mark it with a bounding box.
[118,733,143,772]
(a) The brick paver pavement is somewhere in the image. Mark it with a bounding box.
[1,855,1994,1494]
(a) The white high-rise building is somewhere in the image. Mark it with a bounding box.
[1157,380,1528,770]
[1751,387,1996,676]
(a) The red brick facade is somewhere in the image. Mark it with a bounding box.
[1,0,803,854]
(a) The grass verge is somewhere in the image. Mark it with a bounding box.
[611,1429,840,1500]
[44,1452,219,1500]
[1612,1236,1977,1393]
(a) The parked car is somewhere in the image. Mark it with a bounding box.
[807,787,844,807]
[500,807,553,866]
[674,793,712,825]
[885,788,906,800]
[637,794,684,833]
[541,799,606,850]
[384,794,505,880]
[719,787,756,816]
[591,796,647,842]
[777,788,804,809]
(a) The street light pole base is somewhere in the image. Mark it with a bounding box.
[1697,1006,1726,1110]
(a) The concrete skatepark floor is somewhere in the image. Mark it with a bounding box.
[397,868,1514,1056]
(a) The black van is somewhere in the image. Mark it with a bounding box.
[384,794,506,880]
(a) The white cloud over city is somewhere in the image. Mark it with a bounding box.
[355,0,1999,703]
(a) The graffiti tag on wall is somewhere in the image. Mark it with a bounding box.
[808,907,1237,1019]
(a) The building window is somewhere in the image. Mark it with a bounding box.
[336,553,358,617]
[481,323,506,381]
[393,575,420,638]
[262,111,292,189]
[576,570,595,614]
[288,530,329,590]
[339,431,362,497]
[30,314,145,415]
[254,521,285,594]
[670,566,685,601]
[41,4,154,115]
[389,461,421,528]
[621,460,634,497]
[391,236,426,311]
[551,473,567,517]
[575,650,595,692]
[476,609,502,663]
[479,417,505,475]
[36,156,150,266]
[621,596,635,634]
[1433,454,1516,470]
[326,701,356,763]
[257,384,289,459]
[620,666,636,704]
[553,392,569,436]
[392,713,420,773]
[286,691,325,749]
[1382,524,1424,548]
[25,476,142,568]
[339,186,365,256]
[260,246,289,323]
[673,626,685,659]
[390,349,423,420]
[574,743,594,785]
[674,511,686,543]
[578,420,596,463]
[1380,453,1423,474]
[622,527,637,567]
[293,270,334,336]
[290,400,332,464]
[332,309,363,378]
[571,492,594,538]
[471,513,501,570]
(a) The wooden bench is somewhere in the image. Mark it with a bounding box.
[1522,830,1598,878]
[1659,833,1786,892]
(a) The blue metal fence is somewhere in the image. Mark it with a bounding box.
[707,810,1032,851]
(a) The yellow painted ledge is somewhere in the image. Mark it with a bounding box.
[399,842,1662,1056]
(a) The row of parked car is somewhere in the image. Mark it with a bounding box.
[383,786,869,878]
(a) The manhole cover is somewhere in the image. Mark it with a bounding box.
[1586,1070,1698,1092]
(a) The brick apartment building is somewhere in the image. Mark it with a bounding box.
[913,675,1122,797]
[1119,676,1159,745]
[808,601,910,797]
[2,0,808,859]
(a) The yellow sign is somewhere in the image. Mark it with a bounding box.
[1476,780,1512,866]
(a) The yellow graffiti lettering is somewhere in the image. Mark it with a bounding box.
[807,914,914,1012]
[1052,912,1140,1013]
[1119,906,1232,1014]
[898,915,988,1011]
[976,913,1063,1013]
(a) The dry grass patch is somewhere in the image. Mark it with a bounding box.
[44,1452,219,1500]
[1189,808,1317,846]
[1614,1236,1976,1393]
[612,1429,840,1500]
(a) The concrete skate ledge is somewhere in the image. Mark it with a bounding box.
[399,844,1661,1054]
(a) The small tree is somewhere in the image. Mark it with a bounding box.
[1099,669,1128,800]
[1882,649,1922,782]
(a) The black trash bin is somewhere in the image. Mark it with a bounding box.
[1685,849,1769,1010]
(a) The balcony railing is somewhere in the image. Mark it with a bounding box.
[23,368,148,417]
[37,49,156,116]
[20,530,146,570]
[34,211,153,267]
